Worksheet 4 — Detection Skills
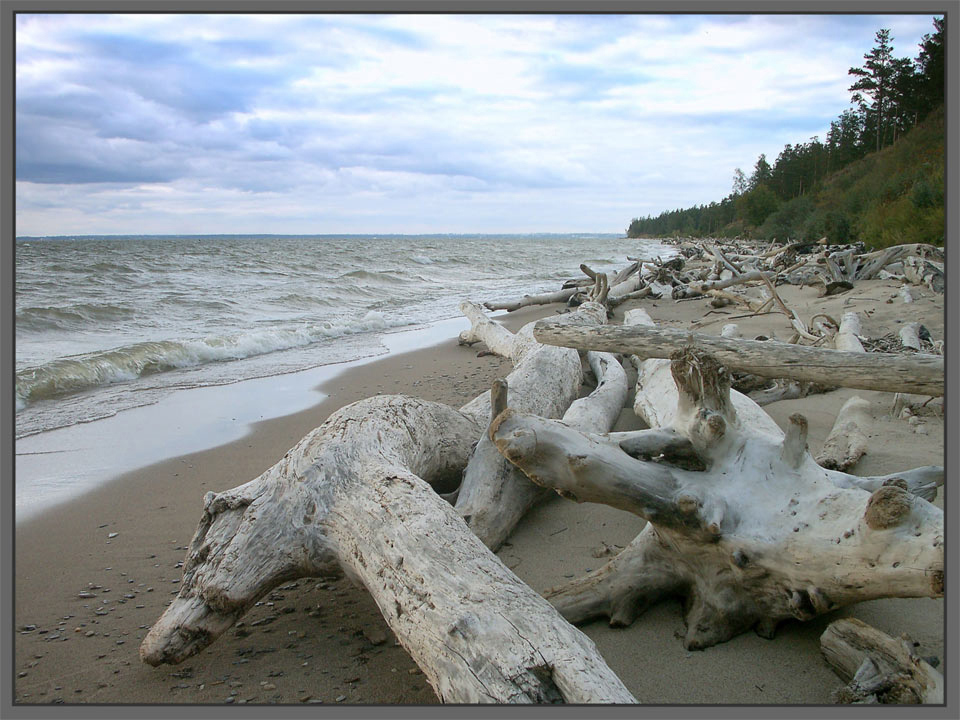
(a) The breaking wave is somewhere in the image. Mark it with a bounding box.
[16,310,399,409]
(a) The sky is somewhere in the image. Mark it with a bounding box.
[15,12,941,236]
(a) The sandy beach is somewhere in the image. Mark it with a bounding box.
[14,278,944,707]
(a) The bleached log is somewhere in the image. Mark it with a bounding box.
[611,260,641,285]
[533,320,944,397]
[835,312,864,353]
[747,379,832,406]
[491,347,943,650]
[705,242,743,275]
[456,301,625,550]
[705,288,767,312]
[821,618,943,704]
[903,256,944,294]
[458,300,533,362]
[673,270,774,299]
[899,323,922,351]
[481,287,581,313]
[606,285,654,307]
[608,273,644,299]
[855,246,911,281]
[139,392,635,703]
[140,300,637,702]
[815,396,870,471]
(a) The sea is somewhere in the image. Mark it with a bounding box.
[14,233,673,518]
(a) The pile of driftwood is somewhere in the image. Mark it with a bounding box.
[139,239,944,705]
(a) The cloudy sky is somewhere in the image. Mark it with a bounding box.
[15,12,940,236]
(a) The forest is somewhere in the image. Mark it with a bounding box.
[627,18,944,249]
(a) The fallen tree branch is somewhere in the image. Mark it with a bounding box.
[821,618,943,704]
[532,320,944,396]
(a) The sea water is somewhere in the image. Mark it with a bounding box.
[15,234,673,517]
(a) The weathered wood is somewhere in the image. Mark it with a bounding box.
[821,618,943,704]
[490,350,943,649]
[705,288,767,312]
[482,287,580,313]
[815,396,870,471]
[491,347,943,650]
[455,302,617,550]
[533,320,944,396]
[899,323,922,351]
[139,393,636,703]
[903,255,944,293]
[827,465,943,503]
[758,271,821,343]
[607,285,654,307]
[835,312,864,353]
[674,270,774,299]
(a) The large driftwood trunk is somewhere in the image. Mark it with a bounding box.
[139,394,635,703]
[533,319,944,396]
[490,344,943,650]
[140,299,638,703]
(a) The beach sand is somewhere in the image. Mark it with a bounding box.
[14,278,944,707]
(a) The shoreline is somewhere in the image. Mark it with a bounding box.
[14,312,512,523]
[14,281,944,705]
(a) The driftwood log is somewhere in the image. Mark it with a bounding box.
[815,396,870,471]
[455,300,628,550]
[139,302,637,704]
[532,320,944,397]
[821,618,943,703]
[490,342,943,650]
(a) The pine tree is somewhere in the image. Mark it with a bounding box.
[849,28,896,152]
[915,17,944,117]
[749,154,772,189]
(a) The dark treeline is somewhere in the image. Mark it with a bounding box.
[627,17,944,249]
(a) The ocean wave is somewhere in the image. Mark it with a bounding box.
[17,303,137,332]
[339,269,414,285]
[15,310,401,409]
[87,261,140,274]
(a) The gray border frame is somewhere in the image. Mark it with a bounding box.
[2,1,956,719]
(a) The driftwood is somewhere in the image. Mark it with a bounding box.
[672,270,773,300]
[455,301,628,550]
[532,320,944,397]
[834,312,864,353]
[490,346,943,649]
[815,396,870,471]
[903,256,944,293]
[821,618,943,704]
[139,303,637,704]
[899,323,922,351]
[482,287,580,313]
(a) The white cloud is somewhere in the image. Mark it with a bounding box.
[14,12,941,235]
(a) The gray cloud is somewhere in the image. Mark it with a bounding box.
[14,13,942,234]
